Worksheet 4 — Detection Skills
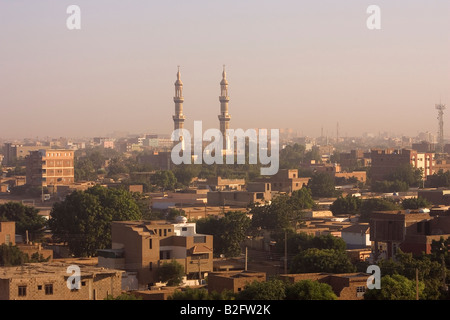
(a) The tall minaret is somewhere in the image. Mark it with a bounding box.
[173,66,185,131]
[218,65,231,150]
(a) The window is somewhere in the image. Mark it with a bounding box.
[37,285,42,290]
[164,229,167,237]
[356,286,366,293]
[45,284,53,295]
[182,227,187,232]
[149,262,153,271]
[18,286,27,297]
[159,229,162,237]
[194,236,206,243]
[149,239,153,249]
[81,281,86,287]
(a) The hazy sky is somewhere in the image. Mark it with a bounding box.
[1,0,449,140]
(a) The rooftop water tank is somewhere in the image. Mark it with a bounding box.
[175,216,187,224]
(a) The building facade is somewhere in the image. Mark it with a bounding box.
[370,210,450,259]
[370,148,434,182]
[25,149,74,187]
[98,219,213,287]
[0,221,15,246]
[0,262,122,300]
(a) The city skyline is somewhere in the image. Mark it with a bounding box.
[0,1,449,140]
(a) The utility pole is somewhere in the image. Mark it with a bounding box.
[284,230,288,274]
[245,247,248,271]
[198,258,201,282]
[416,268,419,300]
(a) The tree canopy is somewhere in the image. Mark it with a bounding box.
[401,197,431,210]
[236,279,287,300]
[285,280,338,300]
[250,189,315,233]
[48,185,142,257]
[0,244,50,266]
[307,173,336,198]
[364,274,425,300]
[157,260,185,286]
[289,248,356,274]
[196,211,251,258]
[329,194,361,216]
[0,202,47,241]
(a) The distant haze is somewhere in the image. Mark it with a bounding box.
[0,0,449,140]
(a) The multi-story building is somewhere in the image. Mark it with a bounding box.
[370,148,435,182]
[97,218,213,287]
[0,262,123,300]
[25,149,74,187]
[339,149,371,169]
[369,210,450,260]
[207,182,272,206]
[2,143,44,166]
[270,169,310,193]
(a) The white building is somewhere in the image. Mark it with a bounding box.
[341,224,371,249]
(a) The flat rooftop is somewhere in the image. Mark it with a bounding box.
[0,262,122,280]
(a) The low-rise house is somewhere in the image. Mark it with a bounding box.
[207,271,266,294]
[0,262,123,300]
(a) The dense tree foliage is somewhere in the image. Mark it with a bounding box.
[386,164,423,188]
[401,197,431,210]
[279,144,306,169]
[359,198,401,222]
[377,250,446,300]
[152,170,178,191]
[236,279,287,300]
[285,280,338,300]
[48,185,142,257]
[273,232,347,256]
[250,189,315,233]
[0,244,50,266]
[330,194,361,215]
[157,260,185,286]
[364,274,425,300]
[196,211,251,258]
[307,173,336,198]
[168,288,235,300]
[370,164,423,191]
[372,180,409,193]
[0,202,47,241]
[289,248,356,274]
[426,170,450,188]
